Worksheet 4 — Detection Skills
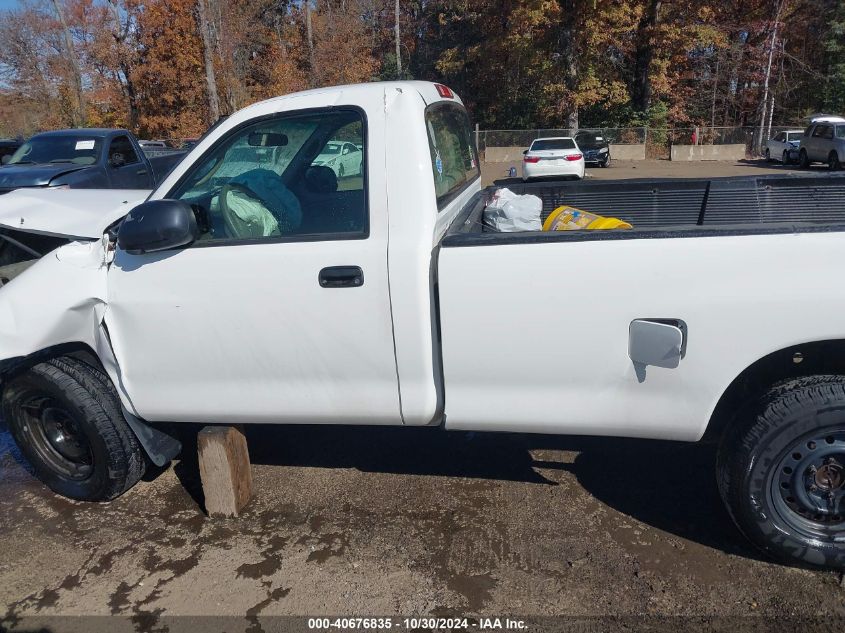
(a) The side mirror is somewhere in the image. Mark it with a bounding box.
[522,149,528,155]
[110,153,126,168]
[0,155,9,165]
[117,199,198,255]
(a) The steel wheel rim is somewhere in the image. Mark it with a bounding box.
[19,395,93,480]
[769,429,845,541]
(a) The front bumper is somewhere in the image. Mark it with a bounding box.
[582,149,609,164]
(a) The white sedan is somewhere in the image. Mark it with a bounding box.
[312,140,363,178]
[765,130,804,164]
[522,137,585,181]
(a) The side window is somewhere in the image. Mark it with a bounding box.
[109,135,139,166]
[837,126,845,139]
[170,109,367,242]
[310,121,365,190]
[774,132,785,142]
[823,125,835,140]
[425,104,480,209]
[812,125,827,138]
[804,126,813,137]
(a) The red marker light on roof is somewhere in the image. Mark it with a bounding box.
[435,84,454,99]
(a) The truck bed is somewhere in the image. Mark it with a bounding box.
[436,171,845,441]
[446,173,845,243]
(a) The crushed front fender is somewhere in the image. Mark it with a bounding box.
[0,240,109,365]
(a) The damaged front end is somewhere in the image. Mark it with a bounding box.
[0,190,181,466]
[0,228,71,287]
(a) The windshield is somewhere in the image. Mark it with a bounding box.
[531,138,576,151]
[320,143,341,155]
[7,135,102,165]
[574,132,605,145]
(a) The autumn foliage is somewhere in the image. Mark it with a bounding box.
[0,0,843,140]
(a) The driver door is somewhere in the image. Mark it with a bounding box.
[104,106,402,426]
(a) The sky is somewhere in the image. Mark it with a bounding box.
[0,0,21,9]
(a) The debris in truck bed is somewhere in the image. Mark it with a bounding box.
[542,205,632,231]
[483,188,542,232]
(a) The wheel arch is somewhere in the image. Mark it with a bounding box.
[703,339,845,443]
[0,341,181,467]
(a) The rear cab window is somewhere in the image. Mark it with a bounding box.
[425,103,479,210]
[531,139,577,151]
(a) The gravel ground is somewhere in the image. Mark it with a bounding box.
[2,423,845,632]
[480,157,830,186]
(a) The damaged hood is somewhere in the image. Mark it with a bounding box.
[0,163,90,189]
[0,188,150,239]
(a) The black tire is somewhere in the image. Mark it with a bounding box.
[782,150,790,165]
[765,148,771,162]
[1,356,146,501]
[717,375,845,569]
[799,149,811,169]
[600,154,610,168]
[829,152,841,171]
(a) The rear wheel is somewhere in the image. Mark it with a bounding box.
[799,149,811,168]
[717,376,845,569]
[1,357,146,501]
[765,148,771,162]
[782,150,790,165]
[829,152,841,171]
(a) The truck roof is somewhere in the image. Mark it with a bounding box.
[245,81,465,113]
[30,128,130,138]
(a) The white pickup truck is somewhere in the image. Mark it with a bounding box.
[2,81,845,570]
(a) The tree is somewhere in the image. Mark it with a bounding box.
[195,0,221,123]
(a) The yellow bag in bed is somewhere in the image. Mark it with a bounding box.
[542,205,632,231]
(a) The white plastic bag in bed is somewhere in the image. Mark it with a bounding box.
[483,188,542,232]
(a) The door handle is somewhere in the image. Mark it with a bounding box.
[319,266,364,288]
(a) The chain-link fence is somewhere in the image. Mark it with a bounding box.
[478,125,806,160]
[477,128,647,152]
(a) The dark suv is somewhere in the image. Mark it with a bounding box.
[574,130,611,167]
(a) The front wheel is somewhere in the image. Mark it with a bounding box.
[829,152,841,171]
[765,148,771,162]
[600,154,610,168]
[1,357,146,501]
[717,376,845,569]
[799,149,811,169]
[782,150,791,165]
